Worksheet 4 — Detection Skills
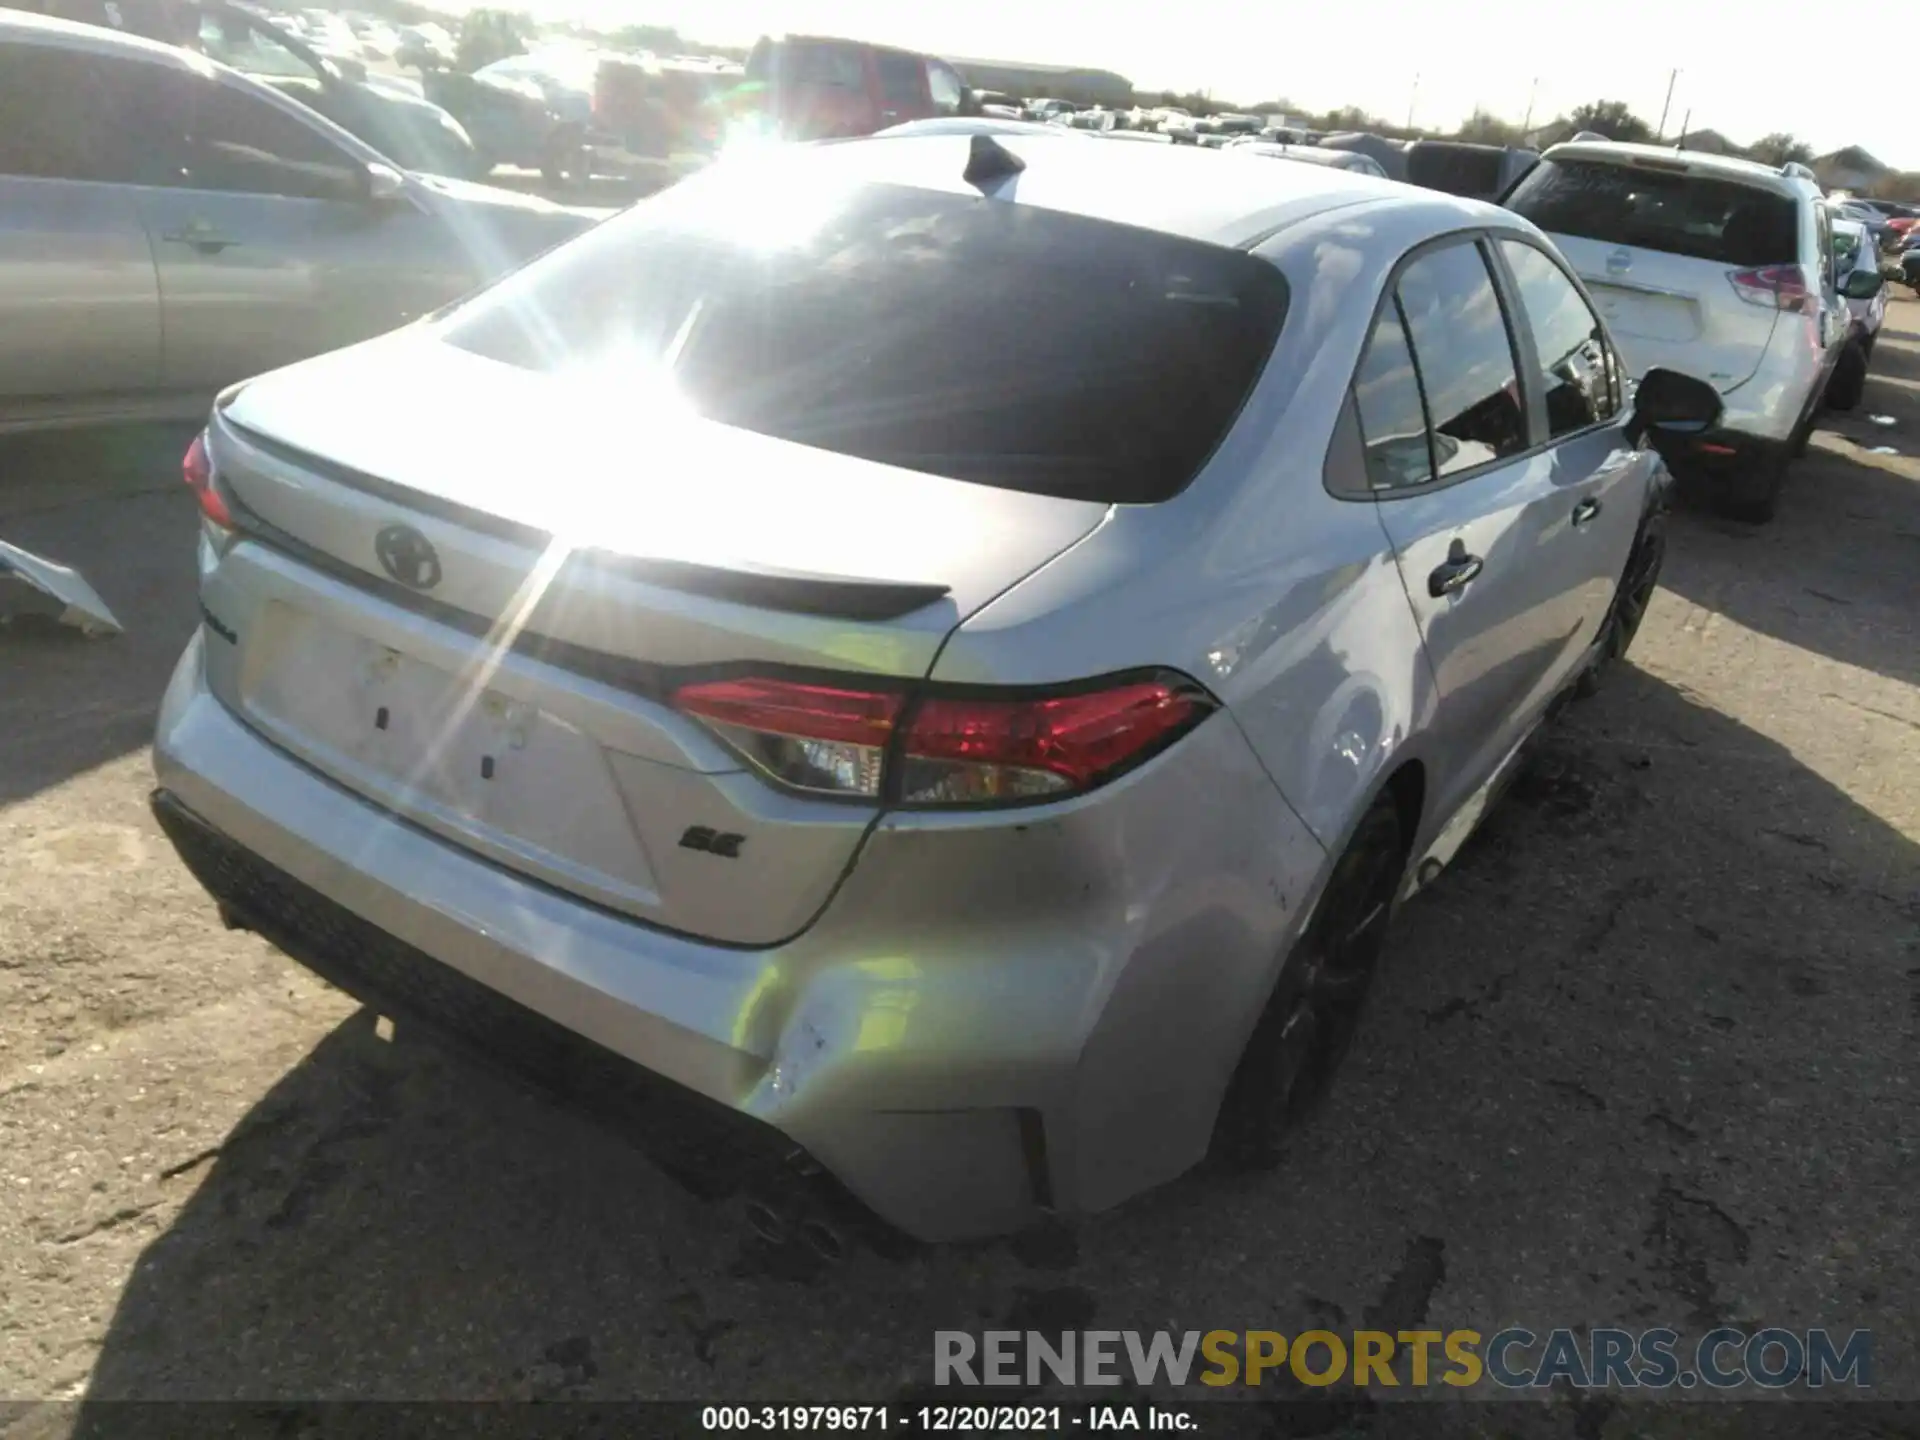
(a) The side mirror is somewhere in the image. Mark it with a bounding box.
[364,162,408,202]
[331,55,369,84]
[1628,366,1723,445]
[1841,268,1886,300]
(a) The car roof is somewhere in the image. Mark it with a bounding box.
[1542,139,1816,199]
[777,130,1422,248]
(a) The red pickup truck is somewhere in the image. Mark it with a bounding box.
[734,34,977,141]
[585,34,979,178]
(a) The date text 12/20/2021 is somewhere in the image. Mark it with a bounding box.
[701,1405,1196,1431]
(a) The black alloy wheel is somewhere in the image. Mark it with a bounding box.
[1577,521,1666,696]
[1212,799,1406,1170]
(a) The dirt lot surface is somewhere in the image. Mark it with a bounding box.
[1,298,1917,1435]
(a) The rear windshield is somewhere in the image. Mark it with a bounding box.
[441,175,1290,504]
[1506,157,1798,267]
[1405,145,1505,199]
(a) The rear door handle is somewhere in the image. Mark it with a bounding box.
[162,226,238,254]
[1572,497,1602,528]
[1428,549,1484,597]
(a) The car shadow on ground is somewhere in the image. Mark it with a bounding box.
[0,427,201,809]
[61,660,1920,1417]
[1655,371,1920,691]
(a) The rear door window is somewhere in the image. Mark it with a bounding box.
[1351,298,1433,491]
[1498,240,1620,437]
[1394,241,1528,475]
[443,177,1290,504]
[1506,157,1798,267]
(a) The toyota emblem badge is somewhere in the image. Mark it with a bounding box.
[374,523,442,591]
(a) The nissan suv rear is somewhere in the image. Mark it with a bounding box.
[1506,140,1847,522]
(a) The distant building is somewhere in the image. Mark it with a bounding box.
[943,56,1132,109]
[1814,146,1891,193]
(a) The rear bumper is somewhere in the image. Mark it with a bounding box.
[152,631,1325,1240]
[1659,425,1790,479]
[1713,341,1826,448]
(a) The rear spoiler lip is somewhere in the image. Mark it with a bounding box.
[216,416,955,622]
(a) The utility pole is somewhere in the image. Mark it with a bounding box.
[1677,108,1691,148]
[1521,76,1538,136]
[1407,73,1419,132]
[1655,68,1678,141]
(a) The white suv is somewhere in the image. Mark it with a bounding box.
[1506,141,1866,522]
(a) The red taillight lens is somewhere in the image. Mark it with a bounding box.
[672,672,1215,806]
[181,430,233,528]
[1729,264,1809,313]
[674,677,903,798]
[897,682,1212,803]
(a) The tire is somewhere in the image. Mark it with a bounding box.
[1212,798,1406,1170]
[1826,343,1868,413]
[1576,518,1666,697]
[1717,453,1785,524]
[540,127,590,189]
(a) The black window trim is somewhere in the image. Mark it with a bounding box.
[1484,232,1627,451]
[1326,225,1629,504]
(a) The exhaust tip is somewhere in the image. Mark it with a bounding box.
[743,1198,790,1246]
[798,1218,847,1264]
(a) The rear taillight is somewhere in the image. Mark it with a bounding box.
[1729,265,1809,313]
[673,671,1216,807]
[181,430,233,528]
[672,677,901,798]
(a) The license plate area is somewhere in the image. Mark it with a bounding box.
[239,602,661,905]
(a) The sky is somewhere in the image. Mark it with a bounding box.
[516,0,1914,171]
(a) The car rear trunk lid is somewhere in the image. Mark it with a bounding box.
[202,333,1110,945]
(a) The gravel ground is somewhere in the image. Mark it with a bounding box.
[1,299,1916,1435]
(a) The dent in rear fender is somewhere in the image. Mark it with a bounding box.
[742,713,1328,1221]
[1203,542,1435,848]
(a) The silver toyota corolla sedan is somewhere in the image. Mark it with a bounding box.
[152,133,1722,1243]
